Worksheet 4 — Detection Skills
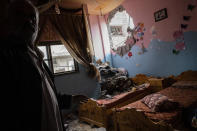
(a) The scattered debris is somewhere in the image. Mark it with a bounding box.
[63,113,106,131]
[97,63,134,96]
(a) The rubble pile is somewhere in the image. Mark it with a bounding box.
[97,63,134,97]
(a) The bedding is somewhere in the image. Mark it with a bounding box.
[119,100,181,123]
[117,85,197,124]
[141,93,179,112]
[159,86,197,108]
[112,71,197,131]
[172,81,197,88]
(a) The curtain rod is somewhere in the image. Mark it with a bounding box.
[40,6,83,14]
[40,10,92,16]
[40,11,86,16]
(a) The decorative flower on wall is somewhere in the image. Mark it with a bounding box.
[172,0,196,55]
[133,23,145,41]
[172,30,185,54]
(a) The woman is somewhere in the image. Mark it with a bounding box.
[0,0,64,130]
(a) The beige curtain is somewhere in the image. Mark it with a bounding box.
[37,7,99,79]
[82,5,94,60]
[49,13,91,64]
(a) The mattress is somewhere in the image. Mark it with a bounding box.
[117,84,197,123]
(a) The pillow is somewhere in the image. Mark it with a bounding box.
[172,81,197,88]
[141,93,179,112]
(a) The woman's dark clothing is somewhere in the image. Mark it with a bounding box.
[1,38,63,131]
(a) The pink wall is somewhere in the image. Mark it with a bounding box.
[122,0,197,47]
[89,0,197,61]
[99,16,111,57]
[89,15,111,62]
[89,15,105,60]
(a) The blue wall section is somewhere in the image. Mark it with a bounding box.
[105,53,113,66]
[111,31,197,77]
[54,64,98,98]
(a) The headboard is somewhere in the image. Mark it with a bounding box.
[175,70,197,81]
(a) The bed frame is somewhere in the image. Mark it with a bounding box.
[79,85,154,130]
[113,108,173,131]
[112,70,197,131]
[78,74,162,130]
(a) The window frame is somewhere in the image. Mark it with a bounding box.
[38,41,79,76]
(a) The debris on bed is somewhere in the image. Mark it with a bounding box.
[96,60,134,98]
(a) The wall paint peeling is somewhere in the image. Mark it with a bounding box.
[89,0,197,77]
[112,31,197,77]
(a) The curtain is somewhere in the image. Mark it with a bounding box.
[49,13,91,65]
[82,5,95,60]
[37,7,99,79]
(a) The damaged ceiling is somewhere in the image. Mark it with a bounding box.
[32,0,124,15]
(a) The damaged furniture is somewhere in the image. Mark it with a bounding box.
[79,83,155,130]
[78,73,172,130]
[112,71,197,131]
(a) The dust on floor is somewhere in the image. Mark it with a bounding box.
[65,119,106,131]
[64,113,106,131]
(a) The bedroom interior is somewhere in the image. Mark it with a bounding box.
[3,0,197,130]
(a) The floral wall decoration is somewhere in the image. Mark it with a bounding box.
[172,0,196,55]
[128,51,132,57]
[133,23,147,55]
[107,0,197,77]
[150,25,157,38]
[172,30,185,55]
[133,23,146,41]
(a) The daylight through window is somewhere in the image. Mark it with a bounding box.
[38,42,78,74]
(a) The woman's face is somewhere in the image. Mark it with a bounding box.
[1,0,39,44]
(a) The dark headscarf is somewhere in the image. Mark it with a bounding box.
[0,0,39,48]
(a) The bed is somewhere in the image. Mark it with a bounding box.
[113,71,197,131]
[78,83,154,129]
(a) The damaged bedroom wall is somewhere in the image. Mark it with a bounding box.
[109,0,197,77]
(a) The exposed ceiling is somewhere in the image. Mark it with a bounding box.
[59,0,125,15]
[32,0,124,15]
